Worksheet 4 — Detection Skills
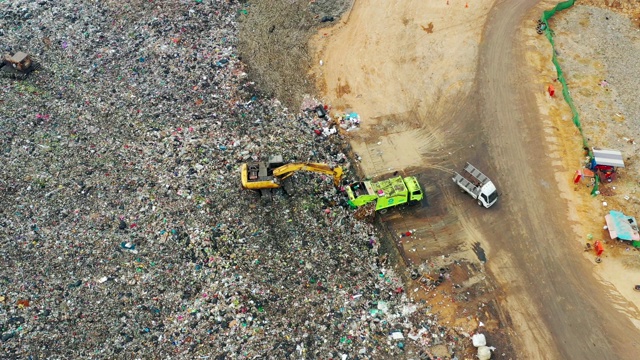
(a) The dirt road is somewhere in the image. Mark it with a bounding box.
[314,0,640,358]
[478,1,640,359]
[477,1,640,359]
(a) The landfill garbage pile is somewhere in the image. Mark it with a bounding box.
[1,1,450,359]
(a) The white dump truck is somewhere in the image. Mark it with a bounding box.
[452,162,498,208]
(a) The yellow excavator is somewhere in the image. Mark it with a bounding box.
[241,155,343,192]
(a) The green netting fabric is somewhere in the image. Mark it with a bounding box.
[591,175,599,197]
[540,1,590,150]
[541,0,576,23]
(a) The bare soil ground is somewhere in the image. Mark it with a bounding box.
[548,2,640,320]
[311,0,492,178]
[312,0,640,359]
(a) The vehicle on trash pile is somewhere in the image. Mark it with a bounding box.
[345,175,424,213]
[1,52,38,80]
[240,155,343,196]
[452,162,498,208]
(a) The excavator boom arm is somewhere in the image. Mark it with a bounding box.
[272,163,343,187]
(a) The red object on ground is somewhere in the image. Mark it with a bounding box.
[548,85,555,97]
[573,170,582,184]
[594,165,614,172]
[594,240,604,256]
[594,165,615,181]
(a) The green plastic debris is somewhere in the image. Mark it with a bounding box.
[591,175,600,197]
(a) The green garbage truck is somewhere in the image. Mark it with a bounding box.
[345,176,424,213]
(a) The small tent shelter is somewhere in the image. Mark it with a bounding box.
[591,148,624,168]
[591,148,624,182]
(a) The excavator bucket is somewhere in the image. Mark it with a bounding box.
[332,166,344,187]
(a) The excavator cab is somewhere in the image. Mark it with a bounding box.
[7,52,31,71]
[241,155,286,190]
[247,163,261,181]
[1,52,37,79]
[247,155,284,181]
[246,155,284,181]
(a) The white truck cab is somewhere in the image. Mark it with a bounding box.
[453,162,498,208]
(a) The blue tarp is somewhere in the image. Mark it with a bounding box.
[605,210,640,241]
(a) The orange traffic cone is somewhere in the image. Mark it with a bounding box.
[465,2,469,8]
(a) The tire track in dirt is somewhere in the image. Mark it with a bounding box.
[477,1,640,359]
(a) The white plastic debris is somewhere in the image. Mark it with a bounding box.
[478,345,492,360]
[377,301,389,313]
[408,328,427,341]
[472,333,487,347]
